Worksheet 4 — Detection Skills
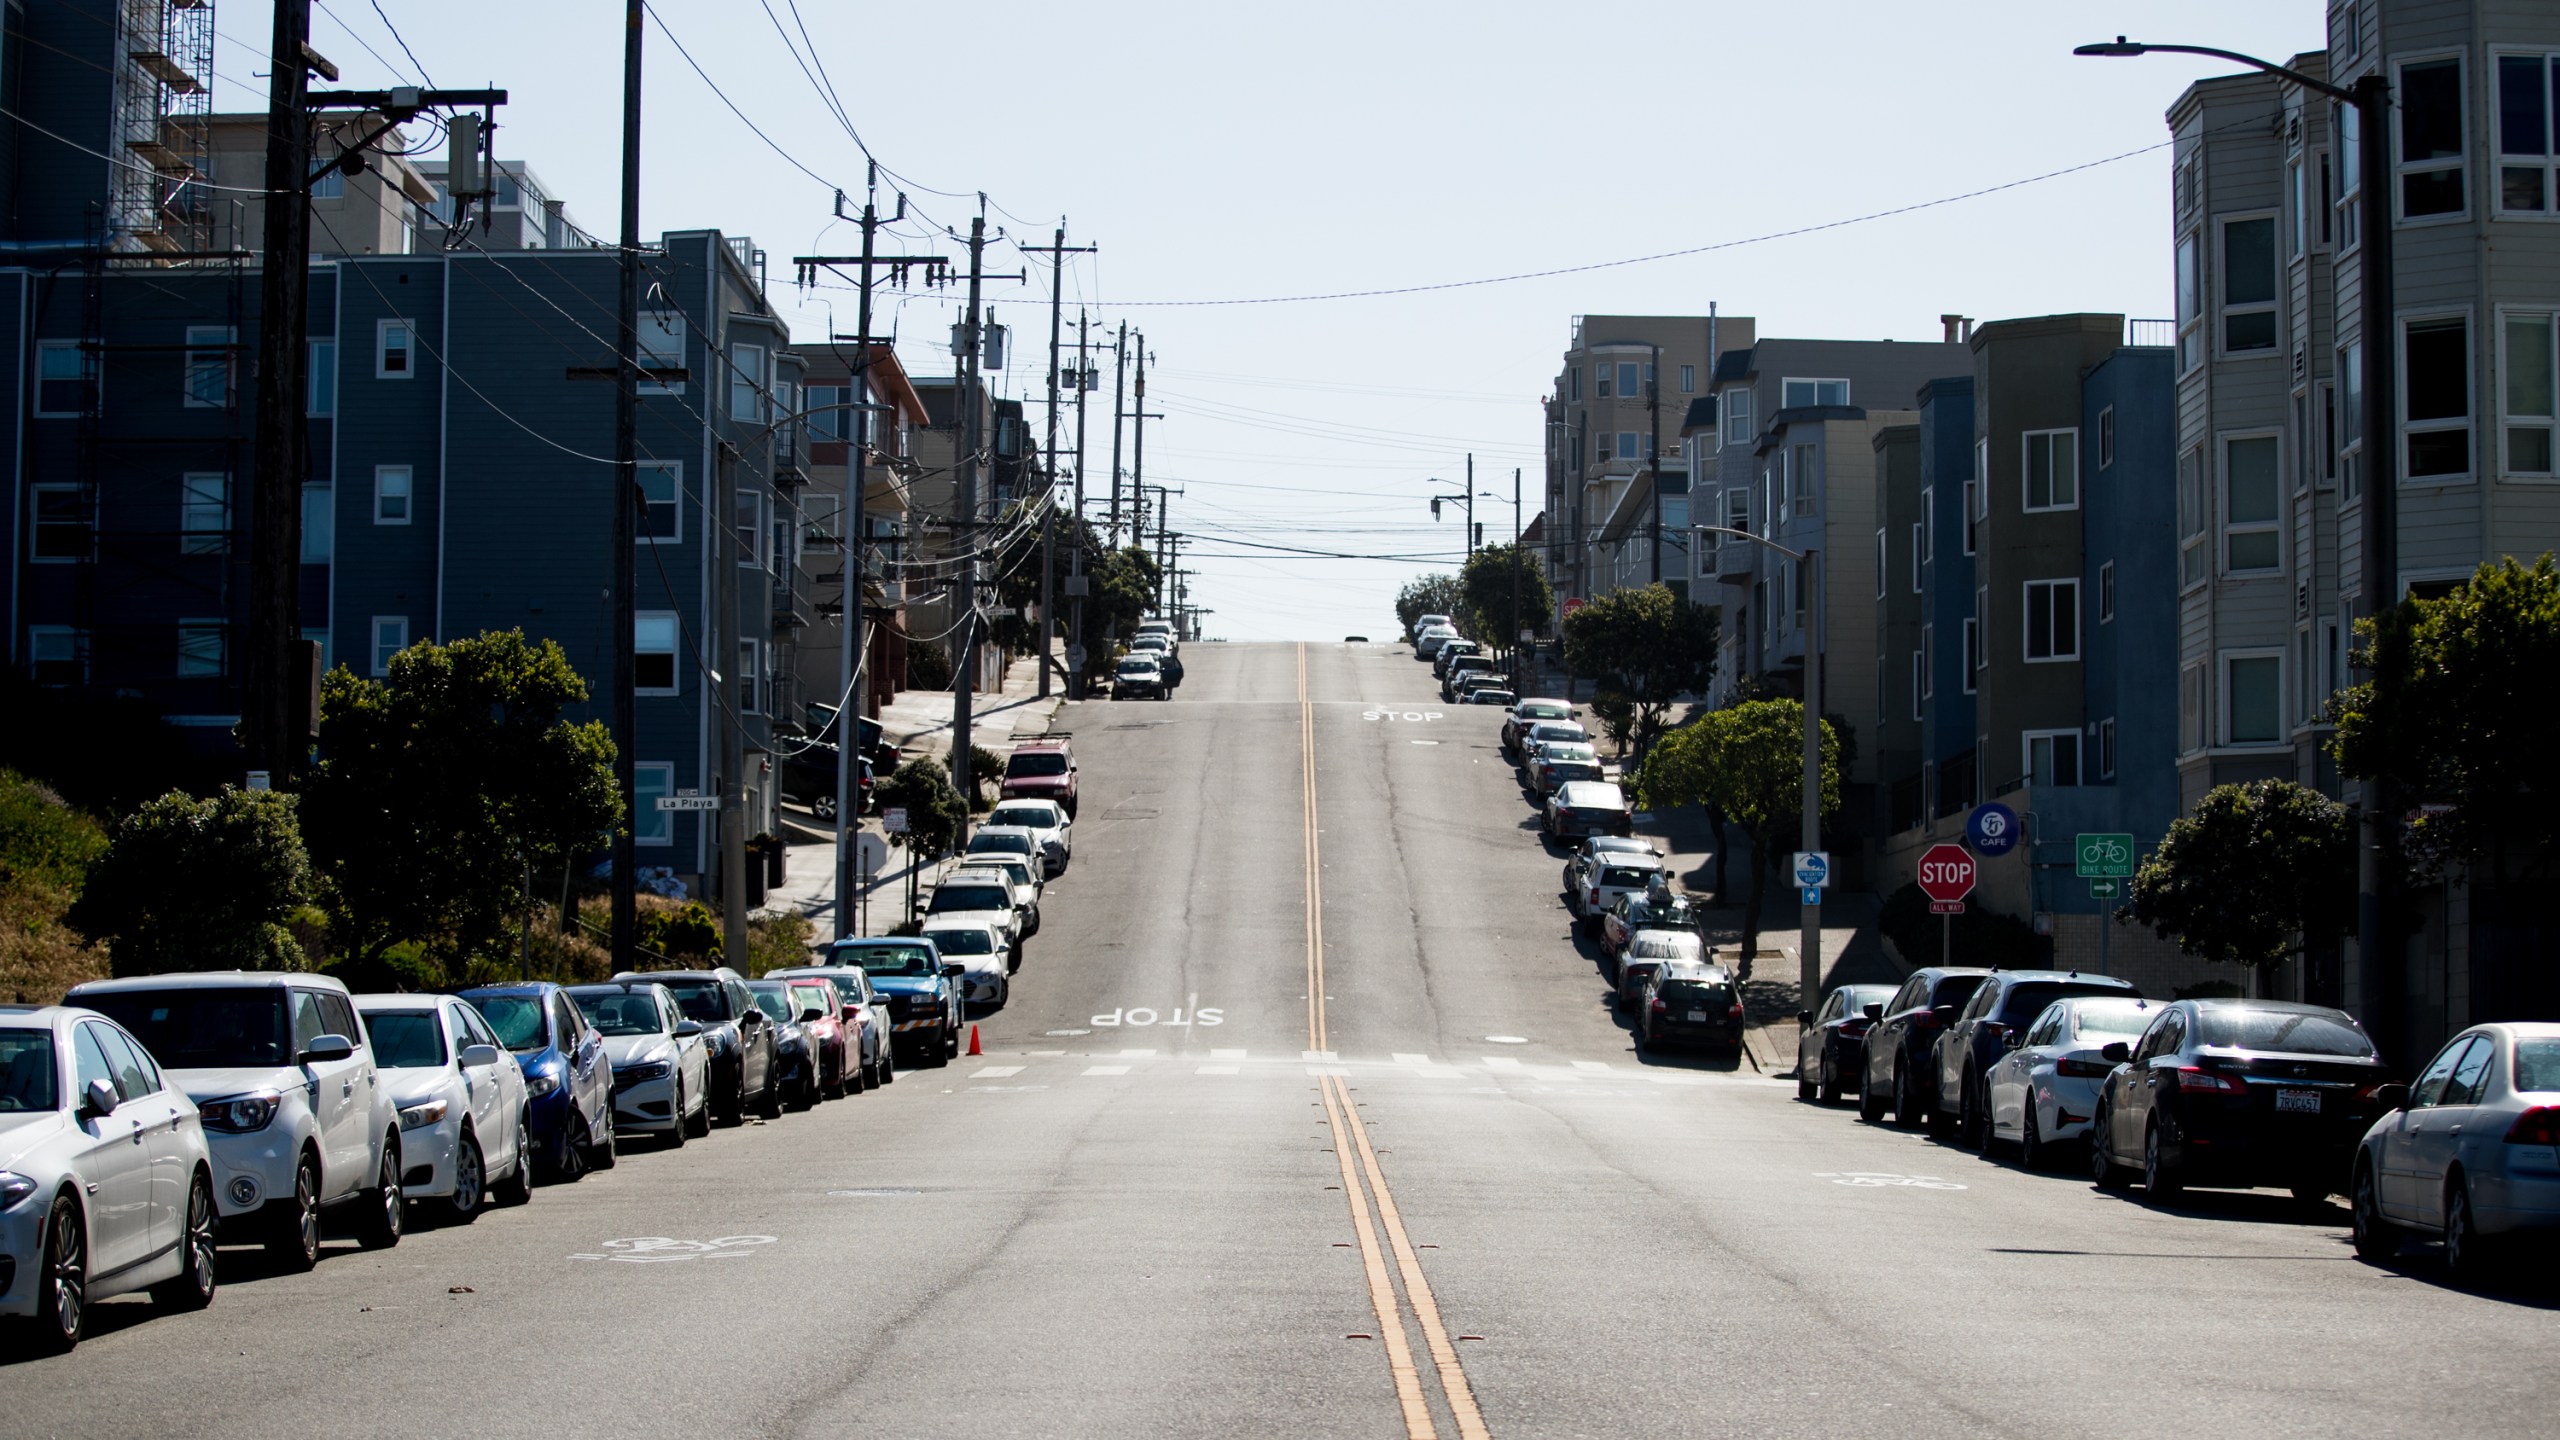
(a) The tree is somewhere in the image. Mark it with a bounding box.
[1639,698,1840,972]
[1457,543,1555,651]
[1562,584,1718,753]
[301,630,620,986]
[71,787,312,974]
[1394,573,1465,640]
[2123,779,2356,974]
[874,758,966,861]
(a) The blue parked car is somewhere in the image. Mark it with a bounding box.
[827,936,965,1067]
[458,982,615,1181]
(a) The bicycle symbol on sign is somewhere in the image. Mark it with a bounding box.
[567,1235,778,1264]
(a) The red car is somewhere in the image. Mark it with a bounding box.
[784,978,854,1099]
[1000,737,1078,817]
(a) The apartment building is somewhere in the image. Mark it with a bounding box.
[785,342,926,721]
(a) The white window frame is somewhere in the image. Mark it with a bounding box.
[1961,614,1979,695]
[1920,623,1933,700]
[1678,363,1695,394]
[2221,431,2284,574]
[2022,729,2081,788]
[2491,50,2560,219]
[28,625,82,686]
[2180,661,2206,755]
[2098,405,2117,470]
[729,342,767,422]
[29,484,87,563]
[1874,528,1888,599]
[376,318,415,379]
[1920,485,1934,563]
[2497,305,2558,478]
[369,616,408,677]
[738,637,763,715]
[635,611,680,695]
[2178,445,2209,590]
[2221,648,2286,747]
[634,763,675,845]
[1617,431,1639,461]
[2217,213,2280,357]
[33,340,92,418]
[2098,561,2115,623]
[638,311,687,394]
[1908,523,1923,593]
[2393,53,2468,224]
[300,482,334,564]
[1597,365,1614,400]
[2022,578,2080,663]
[179,471,229,555]
[1973,584,1988,676]
[1910,650,1925,721]
[176,619,226,679]
[182,325,234,409]
[1960,478,1977,555]
[735,491,767,569]
[2400,309,2475,485]
[1779,377,1849,409]
[2336,100,2364,253]
[1973,438,1990,519]
[2287,153,2309,257]
[2175,228,2204,372]
[2098,717,2118,779]
[1720,388,1751,446]
[373,464,413,524]
[2021,428,2080,512]
[638,461,683,542]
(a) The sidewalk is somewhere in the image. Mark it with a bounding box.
[761,655,1067,938]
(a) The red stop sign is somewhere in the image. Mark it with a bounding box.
[1917,843,1976,903]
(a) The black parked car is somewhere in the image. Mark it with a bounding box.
[1935,970,2142,1149]
[1432,640,1482,680]
[1797,983,1898,1104]
[1858,966,1992,1129]
[1636,963,1743,1056]
[622,967,779,1124]
[2089,999,2392,1205]
[1441,653,1495,701]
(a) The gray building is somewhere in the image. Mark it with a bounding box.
[1541,314,1744,609]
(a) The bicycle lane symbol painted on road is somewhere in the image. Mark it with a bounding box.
[1813,1172,1968,1190]
[567,1235,779,1263]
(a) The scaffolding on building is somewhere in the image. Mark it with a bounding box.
[111,0,216,253]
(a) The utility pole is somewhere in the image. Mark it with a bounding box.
[610,0,643,969]
[1018,225,1097,700]
[1068,311,1093,699]
[716,442,747,966]
[1648,342,1663,585]
[242,0,318,786]
[1511,466,1523,683]
[1131,334,1153,551]
[953,211,990,822]
[1467,453,1477,556]
[1107,320,1128,546]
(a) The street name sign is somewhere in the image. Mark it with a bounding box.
[655,795,719,812]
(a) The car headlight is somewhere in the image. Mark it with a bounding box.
[198,1091,281,1133]
[397,1098,449,1130]
[526,1072,561,1098]
[0,1171,37,1210]
[779,1036,805,1053]
[620,1061,670,1082]
[704,1029,735,1056]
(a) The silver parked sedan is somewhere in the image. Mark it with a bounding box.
[567,982,712,1145]
[1982,995,2156,1166]
[0,1006,220,1352]
[2351,1021,2560,1279]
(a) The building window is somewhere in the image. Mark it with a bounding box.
[2024,730,2081,788]
[183,326,234,408]
[639,462,681,541]
[31,486,89,562]
[636,613,679,693]
[2175,230,2203,371]
[2220,216,2277,354]
[2319,151,2335,247]
[729,343,767,422]
[2023,579,2079,662]
[639,311,687,393]
[2178,446,2208,587]
[2288,155,2308,258]
[1791,443,1818,517]
[2098,405,2116,470]
[374,464,413,524]
[1678,363,1695,394]
[2497,54,2560,214]
[377,319,414,378]
[733,493,764,569]
[2501,310,2557,475]
[1720,388,1751,446]
[369,617,407,676]
[1614,431,1637,461]
[1961,615,1979,694]
[634,763,674,845]
[35,340,95,417]
[2339,340,2365,499]
[1781,378,1848,408]
[2318,381,2339,488]
[2098,717,2118,778]
[738,638,763,714]
[1909,523,1923,592]
[308,340,336,416]
[2180,661,2205,754]
[1919,485,1933,563]
[2225,652,2284,744]
[300,483,333,564]
[1569,367,1583,403]
[1973,585,1988,675]
[2224,435,2282,571]
[1874,528,1888,599]
[1910,651,1924,721]
[177,620,226,679]
[805,385,847,442]
[1973,438,1990,520]
[1615,362,1639,397]
[2099,561,2115,622]
[2403,314,2472,481]
[2022,429,2079,511]
[1921,624,1934,700]
[2336,101,2364,250]
[310,165,345,200]
[179,472,229,555]
[1597,365,1614,400]
[29,627,81,686]
[2396,57,2466,220]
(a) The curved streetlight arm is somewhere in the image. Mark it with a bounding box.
[2072,36,2355,104]
[1691,523,1805,564]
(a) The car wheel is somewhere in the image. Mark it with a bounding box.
[845,1051,867,1096]
[150,1169,220,1312]
[1796,1061,1817,1102]
[2019,1103,2045,1171]
[357,1136,404,1249]
[554,1114,591,1182]
[813,793,838,823]
[930,1027,955,1067]
[878,1044,895,1085]
[588,1106,617,1170]
[494,1110,535,1204]
[1857,1069,1888,1123]
[444,1129,486,1224]
[2141,1121,2181,1204]
[270,1152,323,1269]
[682,1084,712,1139]
[26,1191,84,1353]
[2350,1159,2399,1260]
[755,1063,785,1121]
[1891,1064,1923,1130]
[2444,1180,2491,1284]
[665,1080,689,1149]
[2089,1109,2132,1191]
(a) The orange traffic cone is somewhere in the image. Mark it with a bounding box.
[966,1025,982,1057]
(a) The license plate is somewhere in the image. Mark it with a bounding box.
[1686,1011,1708,1022]
[2275,1089,2321,1114]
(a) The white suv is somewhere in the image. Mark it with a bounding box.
[68,972,404,1269]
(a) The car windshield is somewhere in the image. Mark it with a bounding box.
[932,885,1012,913]
[1118,660,1157,675]
[789,983,832,1015]
[0,1028,59,1112]
[1543,744,1597,764]
[1998,982,2118,1026]
[2067,999,2154,1040]
[1634,897,1695,925]
[656,980,730,1025]
[2515,1040,2560,1094]
[1927,975,1990,1010]
[749,987,794,1022]
[816,975,868,1003]
[926,928,995,956]
[1473,691,1515,705]
[1631,934,1704,961]
[1598,866,1659,890]
[2194,1006,2377,1057]
[985,860,1034,887]
[1520,704,1570,720]
[970,835,1033,856]
[363,1012,445,1068]
[1531,724,1586,743]
[79,989,291,1069]
[470,995,551,1052]
[575,991,666,1037]
[838,944,936,977]
[988,807,1054,829]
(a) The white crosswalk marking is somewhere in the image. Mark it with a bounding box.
[1302,1049,1337,1062]
[1571,1061,1612,1072]
[970,1065,1025,1079]
[1392,1053,1432,1065]
[1195,1065,1240,1076]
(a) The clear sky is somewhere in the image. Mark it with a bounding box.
[221,1,2323,641]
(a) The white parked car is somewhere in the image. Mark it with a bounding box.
[2352,1021,2560,1278]
[566,981,712,1144]
[920,919,1011,1006]
[353,994,533,1222]
[1415,624,1461,658]
[69,972,404,1271]
[973,854,1046,937]
[932,862,1028,960]
[0,1006,220,1352]
[1411,612,1452,641]
[1982,995,2157,1165]
[985,799,1072,874]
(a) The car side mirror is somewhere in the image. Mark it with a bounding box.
[1930,1005,1958,1026]
[301,1032,356,1064]
[83,1077,119,1119]
[800,1007,826,1023]
[459,1043,501,1070]
[942,963,967,978]
[2374,1083,2410,1113]
[2101,1041,2131,1064]
[675,1020,704,1038]
[1797,1009,1813,1027]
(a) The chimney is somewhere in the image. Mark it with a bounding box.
[1940,314,1965,344]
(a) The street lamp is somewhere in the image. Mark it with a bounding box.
[2075,35,2401,1052]
[1694,524,1824,1006]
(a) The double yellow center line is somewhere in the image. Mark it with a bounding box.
[1299,643,1489,1440]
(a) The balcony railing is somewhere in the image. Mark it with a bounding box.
[2126,317,2175,348]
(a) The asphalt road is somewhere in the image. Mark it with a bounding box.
[11,641,2558,1438]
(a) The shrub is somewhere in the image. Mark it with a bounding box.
[952,744,1006,812]
[72,787,313,975]
[747,910,816,975]
[0,772,110,1003]
[639,899,724,963]
[875,758,966,860]
[906,641,953,691]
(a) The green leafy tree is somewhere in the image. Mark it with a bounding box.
[71,787,312,974]
[301,630,620,987]
[1640,698,1840,973]
[1587,691,1636,755]
[1457,543,1555,650]
[874,758,966,861]
[1084,543,1165,677]
[1562,584,1718,753]
[1394,573,1466,641]
[2122,779,2355,974]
